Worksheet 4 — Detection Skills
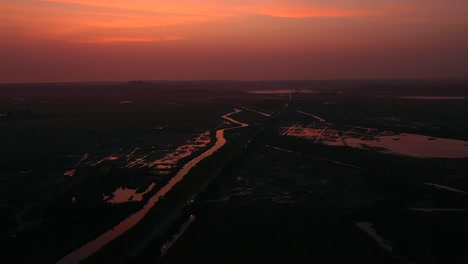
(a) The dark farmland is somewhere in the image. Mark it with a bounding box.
[0,80,467,264]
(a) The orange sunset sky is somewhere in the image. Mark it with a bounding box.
[1,0,467,82]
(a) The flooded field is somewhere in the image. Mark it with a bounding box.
[156,82,468,264]
[60,130,212,179]
[107,183,156,204]
[57,109,250,264]
[281,123,468,158]
[126,131,212,171]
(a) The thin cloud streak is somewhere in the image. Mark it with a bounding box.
[0,0,383,42]
[4,0,466,43]
[74,36,185,43]
[0,0,467,81]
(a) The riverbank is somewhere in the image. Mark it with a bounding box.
[56,109,257,263]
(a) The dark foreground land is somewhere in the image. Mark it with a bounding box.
[0,80,467,264]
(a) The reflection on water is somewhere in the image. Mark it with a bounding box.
[281,123,468,158]
[57,109,249,264]
[64,169,76,177]
[132,183,156,202]
[107,183,157,204]
[126,131,211,175]
[107,188,137,204]
[349,133,468,158]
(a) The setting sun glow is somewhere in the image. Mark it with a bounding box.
[1,0,467,82]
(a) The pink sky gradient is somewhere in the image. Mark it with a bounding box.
[1,0,467,82]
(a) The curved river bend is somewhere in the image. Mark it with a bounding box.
[57,109,249,264]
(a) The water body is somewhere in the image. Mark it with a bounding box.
[346,133,468,158]
[127,131,211,170]
[63,169,75,177]
[281,124,468,158]
[57,109,249,264]
[107,183,157,204]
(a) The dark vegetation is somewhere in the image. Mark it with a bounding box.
[160,84,468,264]
[0,80,467,264]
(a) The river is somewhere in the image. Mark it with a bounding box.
[57,109,249,264]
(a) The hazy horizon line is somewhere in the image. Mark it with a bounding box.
[1,77,468,85]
